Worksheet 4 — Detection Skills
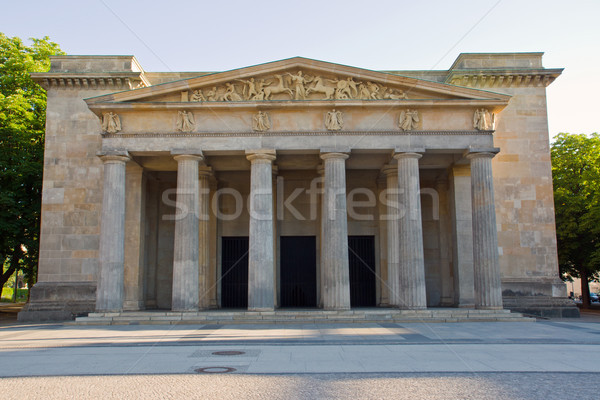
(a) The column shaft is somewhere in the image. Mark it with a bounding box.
[247,150,276,311]
[320,152,351,310]
[395,152,427,309]
[172,154,201,311]
[96,154,129,312]
[198,168,211,310]
[468,152,503,309]
[382,166,400,307]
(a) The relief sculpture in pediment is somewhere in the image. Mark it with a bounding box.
[185,70,411,102]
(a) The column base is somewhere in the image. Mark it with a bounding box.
[249,307,275,312]
[503,296,580,318]
[17,281,96,322]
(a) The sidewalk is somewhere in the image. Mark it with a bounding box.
[0,318,599,376]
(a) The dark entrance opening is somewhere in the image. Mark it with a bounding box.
[348,235,376,307]
[221,237,249,308]
[280,236,317,308]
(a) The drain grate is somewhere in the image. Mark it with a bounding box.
[212,351,245,356]
[189,349,260,358]
[195,366,237,374]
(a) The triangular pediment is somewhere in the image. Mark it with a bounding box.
[86,57,510,109]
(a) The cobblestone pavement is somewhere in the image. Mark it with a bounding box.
[0,372,596,400]
[0,319,598,399]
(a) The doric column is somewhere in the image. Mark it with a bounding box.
[320,152,351,310]
[171,151,203,311]
[207,176,219,308]
[317,165,325,308]
[436,178,454,306]
[96,151,130,312]
[381,165,400,307]
[246,149,276,311]
[449,165,475,307]
[198,167,211,310]
[394,151,427,309]
[467,150,503,309]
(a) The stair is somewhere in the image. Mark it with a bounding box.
[75,308,535,325]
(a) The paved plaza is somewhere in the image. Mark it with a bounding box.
[0,310,599,399]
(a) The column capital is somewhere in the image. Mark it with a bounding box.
[246,149,276,163]
[320,152,349,161]
[171,148,203,157]
[97,151,130,164]
[198,166,213,177]
[173,154,203,163]
[393,152,422,161]
[465,147,500,160]
[381,164,398,177]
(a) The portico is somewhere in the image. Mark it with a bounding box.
[94,145,503,313]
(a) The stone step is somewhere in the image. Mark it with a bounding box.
[75,309,534,325]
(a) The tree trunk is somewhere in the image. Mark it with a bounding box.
[580,268,591,309]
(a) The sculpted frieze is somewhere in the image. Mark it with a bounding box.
[176,110,195,132]
[184,70,411,102]
[252,111,271,132]
[101,112,121,134]
[399,109,420,131]
[473,108,495,130]
[325,109,343,131]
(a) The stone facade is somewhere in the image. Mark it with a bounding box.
[18,53,579,321]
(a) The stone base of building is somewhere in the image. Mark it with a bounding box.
[17,282,96,322]
[74,308,535,325]
[502,296,580,318]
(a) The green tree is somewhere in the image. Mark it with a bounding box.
[0,34,64,299]
[551,132,600,308]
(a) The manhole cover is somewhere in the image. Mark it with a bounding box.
[195,367,237,374]
[212,351,245,356]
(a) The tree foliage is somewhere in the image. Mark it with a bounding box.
[551,132,600,307]
[0,34,64,297]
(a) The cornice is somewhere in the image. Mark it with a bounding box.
[446,68,563,88]
[31,72,150,91]
[101,130,493,138]
[86,99,509,119]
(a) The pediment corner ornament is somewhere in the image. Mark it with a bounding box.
[474,108,495,130]
[176,110,195,132]
[399,109,419,131]
[252,111,271,132]
[101,112,121,134]
[325,109,343,131]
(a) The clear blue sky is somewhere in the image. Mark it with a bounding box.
[2,0,598,137]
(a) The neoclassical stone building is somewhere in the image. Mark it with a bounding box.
[19,53,578,321]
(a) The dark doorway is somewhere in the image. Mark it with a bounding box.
[348,236,376,307]
[221,237,249,308]
[280,236,317,308]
